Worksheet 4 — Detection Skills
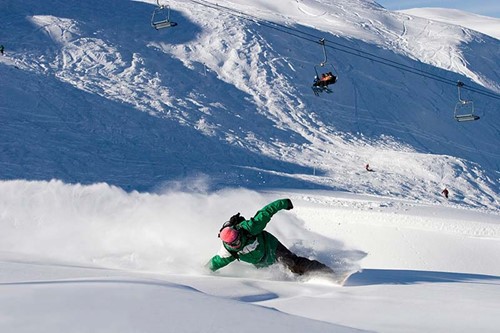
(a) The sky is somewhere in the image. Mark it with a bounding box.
[376,0,500,18]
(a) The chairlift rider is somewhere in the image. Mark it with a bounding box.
[313,72,337,88]
[312,71,337,96]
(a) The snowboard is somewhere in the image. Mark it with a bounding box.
[302,269,357,286]
[333,270,356,286]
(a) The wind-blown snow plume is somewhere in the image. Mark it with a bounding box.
[0,180,361,276]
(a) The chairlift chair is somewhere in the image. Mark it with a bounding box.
[151,0,177,30]
[311,39,338,96]
[454,81,480,122]
[312,64,336,96]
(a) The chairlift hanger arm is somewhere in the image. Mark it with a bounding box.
[457,81,465,102]
[318,38,328,66]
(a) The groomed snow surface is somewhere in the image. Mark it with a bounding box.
[0,0,499,332]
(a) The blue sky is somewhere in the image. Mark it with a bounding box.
[376,0,500,18]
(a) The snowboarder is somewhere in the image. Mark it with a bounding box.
[365,163,374,172]
[441,188,449,199]
[207,198,334,276]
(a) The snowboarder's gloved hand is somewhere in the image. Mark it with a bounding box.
[285,199,294,210]
[229,212,245,226]
[203,262,217,274]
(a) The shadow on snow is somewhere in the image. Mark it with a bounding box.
[346,268,500,286]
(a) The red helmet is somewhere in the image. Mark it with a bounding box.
[219,226,239,244]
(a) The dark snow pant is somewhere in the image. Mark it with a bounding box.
[275,242,333,276]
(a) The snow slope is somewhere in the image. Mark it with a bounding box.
[0,0,500,332]
[0,181,499,332]
[1,0,499,208]
[400,7,500,40]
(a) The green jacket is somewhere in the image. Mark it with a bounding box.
[208,199,291,271]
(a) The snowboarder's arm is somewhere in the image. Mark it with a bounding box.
[207,245,236,271]
[239,199,293,235]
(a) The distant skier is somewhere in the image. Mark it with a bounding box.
[0,45,4,56]
[441,188,449,199]
[365,163,374,172]
[207,198,334,276]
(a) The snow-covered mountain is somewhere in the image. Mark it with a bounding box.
[400,7,500,40]
[0,1,499,332]
[1,0,499,208]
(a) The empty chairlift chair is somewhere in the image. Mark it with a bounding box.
[454,81,480,122]
[151,0,177,30]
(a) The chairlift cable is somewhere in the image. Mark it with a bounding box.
[189,0,500,101]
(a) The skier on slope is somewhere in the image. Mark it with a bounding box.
[207,198,334,276]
